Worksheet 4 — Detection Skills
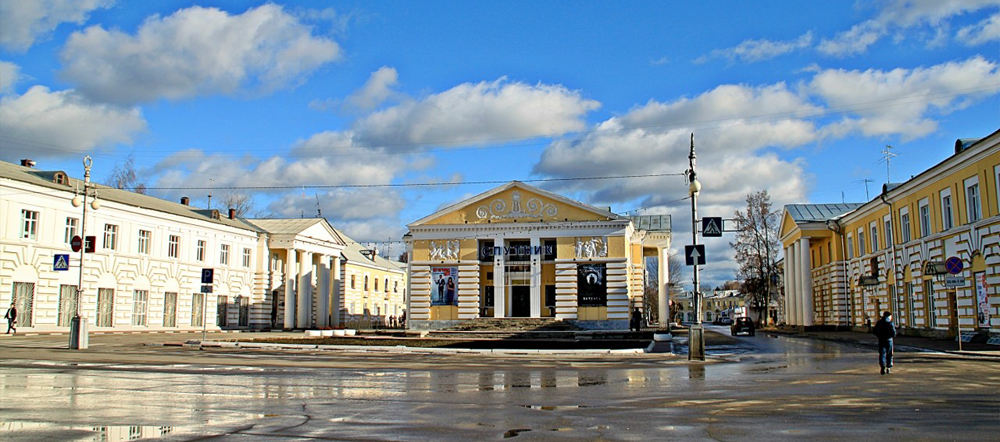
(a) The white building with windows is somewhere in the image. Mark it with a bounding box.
[0,159,346,333]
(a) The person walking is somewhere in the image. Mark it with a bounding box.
[4,302,17,335]
[872,310,896,375]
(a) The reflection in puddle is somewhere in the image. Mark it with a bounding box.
[521,405,587,411]
[1,421,180,441]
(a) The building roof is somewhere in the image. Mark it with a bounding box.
[0,160,261,232]
[785,203,863,223]
[246,218,327,235]
[333,228,405,273]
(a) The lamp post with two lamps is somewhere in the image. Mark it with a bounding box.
[687,134,706,361]
[69,155,100,350]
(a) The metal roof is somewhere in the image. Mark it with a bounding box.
[785,203,862,223]
[0,160,261,232]
[333,228,405,272]
[246,218,326,235]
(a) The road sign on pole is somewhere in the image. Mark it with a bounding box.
[685,244,706,266]
[54,254,70,271]
[201,268,214,284]
[71,235,83,253]
[945,256,963,275]
[702,217,723,237]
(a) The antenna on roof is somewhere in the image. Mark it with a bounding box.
[854,179,873,200]
[880,145,898,184]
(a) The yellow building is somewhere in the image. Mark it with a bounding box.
[403,182,671,330]
[781,129,1000,339]
[334,229,407,327]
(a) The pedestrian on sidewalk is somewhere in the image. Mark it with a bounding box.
[872,310,895,375]
[4,302,16,334]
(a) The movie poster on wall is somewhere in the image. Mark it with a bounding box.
[976,272,991,328]
[432,267,458,306]
[577,264,607,306]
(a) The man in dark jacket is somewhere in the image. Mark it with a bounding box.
[872,311,896,375]
[4,302,16,334]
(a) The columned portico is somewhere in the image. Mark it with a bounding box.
[284,249,297,329]
[332,256,342,327]
[317,254,330,327]
[799,238,814,326]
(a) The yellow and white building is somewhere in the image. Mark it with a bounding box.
[334,229,407,326]
[781,129,1000,339]
[403,181,671,330]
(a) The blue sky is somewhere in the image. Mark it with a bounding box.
[2,0,998,288]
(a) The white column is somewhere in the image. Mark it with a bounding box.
[297,250,313,328]
[800,238,814,327]
[332,255,342,327]
[789,243,800,326]
[658,247,669,326]
[529,236,542,318]
[284,249,297,329]
[317,255,330,328]
[782,245,791,325]
[493,236,505,318]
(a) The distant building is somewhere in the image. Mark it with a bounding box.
[780,129,1000,339]
[333,229,407,327]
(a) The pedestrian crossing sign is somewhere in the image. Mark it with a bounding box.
[702,217,723,237]
[54,254,70,271]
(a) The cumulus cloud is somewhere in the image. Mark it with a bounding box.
[0,86,146,160]
[343,66,400,112]
[697,31,813,64]
[351,77,599,147]
[810,56,1000,140]
[0,0,112,51]
[956,12,1000,45]
[0,61,20,93]
[819,0,999,56]
[60,4,341,104]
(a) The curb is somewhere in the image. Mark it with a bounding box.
[157,340,663,356]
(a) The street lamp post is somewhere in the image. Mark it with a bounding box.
[69,155,99,350]
[688,134,705,361]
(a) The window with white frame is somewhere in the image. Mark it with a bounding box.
[196,240,206,262]
[103,224,118,250]
[883,216,892,249]
[900,208,911,243]
[168,235,180,258]
[132,290,148,326]
[918,198,931,237]
[940,188,953,231]
[965,176,981,223]
[858,229,866,256]
[242,248,251,268]
[220,244,230,266]
[846,234,854,259]
[138,230,151,254]
[65,217,78,244]
[870,222,879,252]
[20,209,39,240]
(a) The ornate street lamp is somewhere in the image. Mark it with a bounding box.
[69,155,99,350]
[688,134,705,361]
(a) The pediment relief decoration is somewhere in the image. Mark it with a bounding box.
[476,190,558,220]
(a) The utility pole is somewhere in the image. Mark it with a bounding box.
[687,133,705,361]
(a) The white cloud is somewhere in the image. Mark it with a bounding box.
[60,4,341,104]
[810,56,1000,140]
[0,61,20,93]
[698,31,813,63]
[956,12,1000,45]
[818,0,1000,57]
[343,66,400,112]
[0,0,112,51]
[0,86,146,159]
[351,78,599,147]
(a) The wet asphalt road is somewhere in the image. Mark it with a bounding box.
[1,327,998,441]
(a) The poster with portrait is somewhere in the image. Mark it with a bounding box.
[577,264,607,307]
[431,267,458,306]
[975,271,991,328]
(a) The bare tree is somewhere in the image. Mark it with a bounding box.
[644,253,685,324]
[105,153,147,194]
[397,251,409,263]
[220,191,257,218]
[730,190,780,327]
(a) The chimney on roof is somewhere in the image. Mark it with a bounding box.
[180,197,190,206]
[228,208,236,219]
[20,159,35,168]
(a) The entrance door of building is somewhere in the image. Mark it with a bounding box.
[511,286,530,317]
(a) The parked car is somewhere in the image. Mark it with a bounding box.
[730,317,755,336]
[713,316,733,325]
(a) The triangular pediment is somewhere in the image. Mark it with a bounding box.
[410,182,623,226]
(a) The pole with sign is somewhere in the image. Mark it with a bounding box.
[202,268,213,342]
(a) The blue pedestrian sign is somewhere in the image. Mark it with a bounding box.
[53,254,70,271]
[945,256,963,275]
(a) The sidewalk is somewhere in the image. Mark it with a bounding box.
[764,327,1000,359]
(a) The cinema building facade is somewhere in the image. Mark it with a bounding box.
[403,182,671,330]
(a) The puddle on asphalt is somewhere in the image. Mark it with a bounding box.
[1,421,187,441]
